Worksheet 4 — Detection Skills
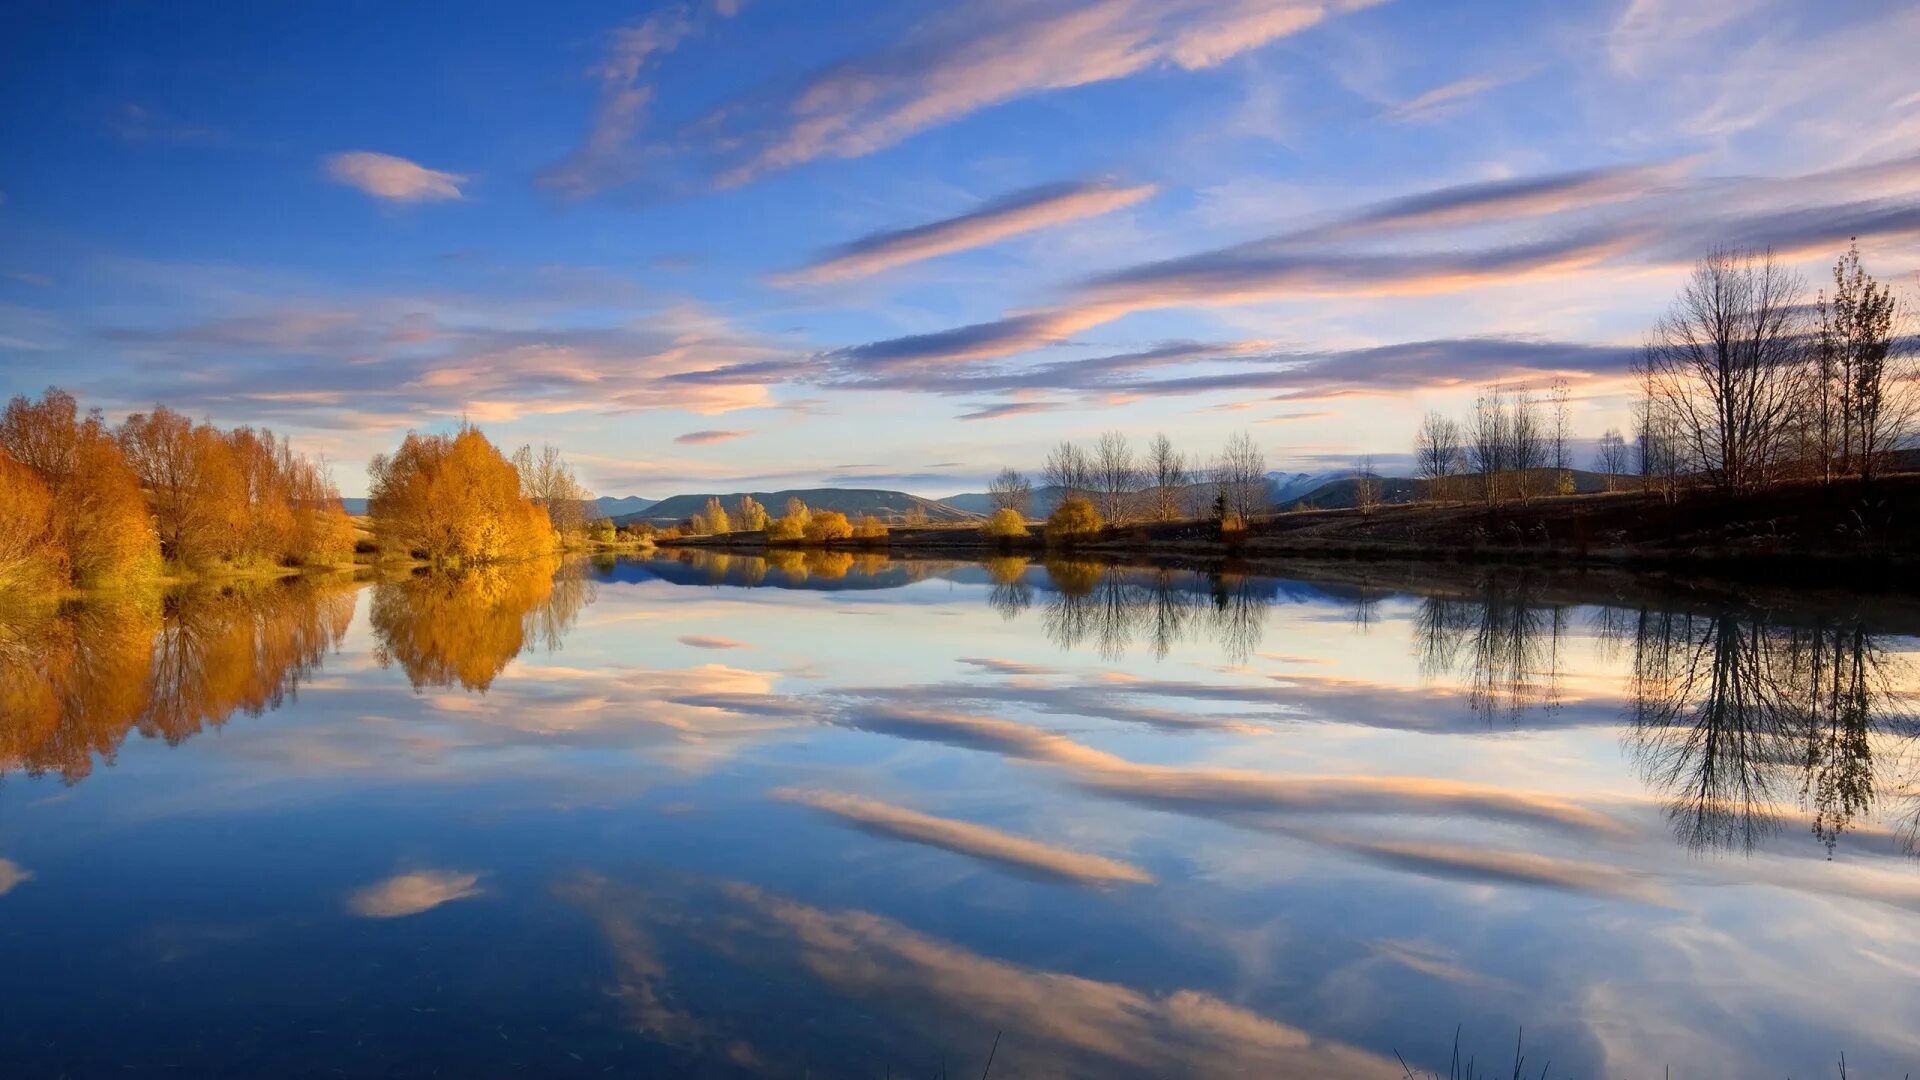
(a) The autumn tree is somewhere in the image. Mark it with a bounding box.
[804,510,853,542]
[988,468,1032,517]
[116,405,245,565]
[980,507,1028,542]
[767,498,811,542]
[702,496,732,535]
[1045,496,1103,547]
[367,424,553,564]
[0,455,66,594]
[734,495,769,532]
[0,388,154,583]
[852,515,888,542]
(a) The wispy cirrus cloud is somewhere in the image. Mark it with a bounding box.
[714,0,1355,185]
[775,180,1157,285]
[1380,70,1533,124]
[539,4,713,197]
[324,151,467,202]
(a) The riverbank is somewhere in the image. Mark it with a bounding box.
[657,475,1920,585]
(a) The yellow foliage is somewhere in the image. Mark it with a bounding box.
[1045,496,1104,546]
[2,389,157,585]
[804,510,853,542]
[852,514,888,541]
[767,512,808,543]
[367,425,555,564]
[369,558,576,691]
[703,496,732,534]
[0,455,66,596]
[980,507,1028,539]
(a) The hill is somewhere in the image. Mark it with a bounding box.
[615,488,978,527]
[339,494,654,518]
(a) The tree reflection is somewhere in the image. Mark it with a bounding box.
[1412,572,1566,724]
[984,557,1032,620]
[1624,605,1918,854]
[370,557,592,691]
[1,577,356,783]
[1033,561,1267,662]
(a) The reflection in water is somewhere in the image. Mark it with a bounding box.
[1040,562,1267,662]
[0,577,356,783]
[1624,605,1920,855]
[1413,571,1567,724]
[370,558,594,691]
[559,872,1399,1078]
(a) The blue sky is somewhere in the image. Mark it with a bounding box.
[3,0,1918,497]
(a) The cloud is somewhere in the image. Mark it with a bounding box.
[775,181,1157,285]
[1382,72,1522,124]
[674,429,749,445]
[0,858,31,896]
[777,789,1153,885]
[539,6,702,196]
[678,635,747,649]
[955,400,1063,422]
[109,102,225,145]
[346,869,482,917]
[565,874,1402,1076]
[324,152,467,203]
[712,1,1349,185]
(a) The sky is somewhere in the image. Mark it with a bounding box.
[3,0,1919,499]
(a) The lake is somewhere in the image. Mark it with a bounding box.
[2,552,1916,1078]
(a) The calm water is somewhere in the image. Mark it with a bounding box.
[2,553,1917,1078]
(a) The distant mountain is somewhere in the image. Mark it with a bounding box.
[592,495,656,518]
[615,488,978,527]
[339,494,653,519]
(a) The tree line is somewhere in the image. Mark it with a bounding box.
[1411,242,1914,507]
[1,388,357,592]
[987,430,1271,541]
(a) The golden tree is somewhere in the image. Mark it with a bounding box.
[1045,496,1103,547]
[368,425,553,564]
[116,405,246,565]
[804,510,853,542]
[1,388,156,583]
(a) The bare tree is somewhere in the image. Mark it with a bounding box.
[1354,454,1381,516]
[1092,430,1141,525]
[1509,384,1546,502]
[1213,431,1268,524]
[1816,241,1912,482]
[1414,410,1463,502]
[988,467,1032,517]
[1549,379,1572,495]
[1146,433,1188,521]
[1468,384,1510,505]
[1594,428,1629,491]
[1041,441,1091,503]
[1640,248,1812,493]
[512,442,594,536]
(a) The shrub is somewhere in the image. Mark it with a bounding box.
[805,510,853,542]
[767,513,807,543]
[1044,496,1103,547]
[981,507,1028,540]
[852,515,888,542]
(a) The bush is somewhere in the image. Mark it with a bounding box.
[805,510,853,542]
[767,514,807,542]
[981,507,1028,540]
[1045,497,1103,547]
[852,515,888,542]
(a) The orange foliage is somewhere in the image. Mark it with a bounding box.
[1,389,155,584]
[804,510,853,543]
[0,455,66,593]
[367,425,554,564]
[1045,496,1104,546]
[852,514,888,541]
[370,558,588,691]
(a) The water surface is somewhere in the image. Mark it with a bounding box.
[3,553,1917,1077]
